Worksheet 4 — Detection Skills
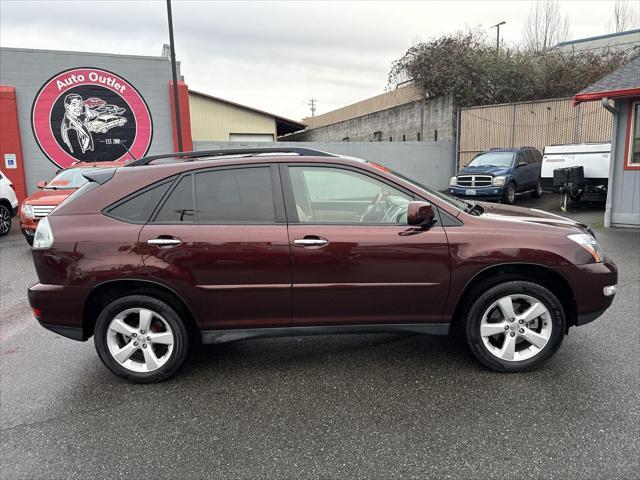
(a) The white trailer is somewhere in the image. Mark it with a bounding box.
[541,143,610,191]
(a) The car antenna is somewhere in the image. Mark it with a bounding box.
[119,141,137,162]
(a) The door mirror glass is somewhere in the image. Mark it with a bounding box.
[36,180,46,189]
[407,201,435,226]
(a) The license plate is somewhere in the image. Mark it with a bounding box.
[465,189,476,195]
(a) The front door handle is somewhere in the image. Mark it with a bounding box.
[148,237,182,247]
[293,237,329,247]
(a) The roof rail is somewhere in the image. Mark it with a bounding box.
[126,147,337,167]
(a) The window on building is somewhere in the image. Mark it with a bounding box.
[402,134,406,142]
[389,137,393,142]
[434,129,438,142]
[195,167,275,222]
[373,131,382,142]
[155,175,195,223]
[417,132,421,141]
[627,101,640,169]
[342,137,350,142]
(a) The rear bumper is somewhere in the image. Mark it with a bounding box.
[556,258,617,326]
[27,283,90,341]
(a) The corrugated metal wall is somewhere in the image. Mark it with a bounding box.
[189,93,276,141]
[458,97,613,168]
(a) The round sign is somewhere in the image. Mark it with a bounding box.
[32,67,153,168]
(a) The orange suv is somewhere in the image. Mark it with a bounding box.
[20,161,125,245]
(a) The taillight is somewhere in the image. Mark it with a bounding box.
[33,217,54,250]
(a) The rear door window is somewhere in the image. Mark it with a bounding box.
[194,167,275,223]
[154,175,195,223]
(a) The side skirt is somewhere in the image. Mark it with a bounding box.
[201,323,450,344]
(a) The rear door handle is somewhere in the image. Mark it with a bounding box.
[293,237,329,247]
[147,237,182,247]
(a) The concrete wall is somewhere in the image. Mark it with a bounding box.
[189,92,276,141]
[302,84,424,130]
[0,47,176,194]
[610,98,640,226]
[284,95,454,144]
[193,140,456,191]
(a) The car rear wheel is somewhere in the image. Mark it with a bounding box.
[465,281,565,372]
[0,204,11,236]
[532,179,543,198]
[94,295,190,383]
[503,182,516,204]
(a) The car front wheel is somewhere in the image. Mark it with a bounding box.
[503,182,516,204]
[465,281,565,372]
[94,295,190,383]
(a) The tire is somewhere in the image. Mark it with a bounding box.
[0,204,11,236]
[22,230,34,246]
[503,182,516,204]
[465,280,566,372]
[532,179,543,198]
[94,295,190,383]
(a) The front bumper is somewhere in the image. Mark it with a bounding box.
[28,283,91,341]
[556,258,618,326]
[20,213,39,238]
[449,185,506,199]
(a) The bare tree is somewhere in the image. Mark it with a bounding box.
[610,0,640,32]
[523,0,570,51]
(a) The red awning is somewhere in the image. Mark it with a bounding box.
[573,87,640,105]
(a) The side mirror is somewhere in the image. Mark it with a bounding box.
[407,201,435,227]
[517,161,527,167]
[36,180,46,189]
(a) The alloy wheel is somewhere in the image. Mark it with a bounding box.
[507,184,515,203]
[0,206,10,235]
[479,294,552,362]
[106,308,175,373]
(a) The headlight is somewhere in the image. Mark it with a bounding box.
[492,176,507,187]
[567,233,603,263]
[22,203,33,218]
[450,176,458,186]
[33,217,54,250]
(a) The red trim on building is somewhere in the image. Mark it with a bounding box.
[623,97,640,171]
[573,88,640,105]
[0,86,28,202]
[169,81,193,152]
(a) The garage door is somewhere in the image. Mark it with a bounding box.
[229,133,274,142]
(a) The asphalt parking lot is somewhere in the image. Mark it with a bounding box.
[1,193,638,479]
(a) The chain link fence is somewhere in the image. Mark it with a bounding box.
[457,97,613,168]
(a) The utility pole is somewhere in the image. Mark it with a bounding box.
[166,0,183,152]
[308,98,317,117]
[491,21,506,52]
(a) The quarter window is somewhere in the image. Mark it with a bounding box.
[195,167,275,223]
[108,180,172,223]
[155,175,195,223]
[288,166,412,224]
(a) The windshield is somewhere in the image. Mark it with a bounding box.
[366,162,468,212]
[46,168,90,190]
[468,151,514,168]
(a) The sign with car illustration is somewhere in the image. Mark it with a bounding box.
[31,67,153,168]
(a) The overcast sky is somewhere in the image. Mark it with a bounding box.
[0,1,631,121]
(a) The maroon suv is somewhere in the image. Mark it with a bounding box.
[28,148,617,383]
